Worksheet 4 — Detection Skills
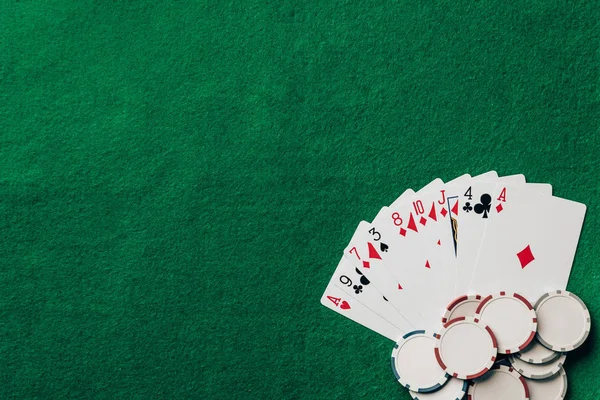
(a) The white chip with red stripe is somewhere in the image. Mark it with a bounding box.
[434,316,497,380]
[475,292,537,354]
[441,294,482,324]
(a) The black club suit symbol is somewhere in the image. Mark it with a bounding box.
[463,202,473,213]
[474,194,492,218]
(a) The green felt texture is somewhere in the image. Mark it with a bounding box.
[1,1,599,398]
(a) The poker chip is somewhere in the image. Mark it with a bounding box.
[475,292,537,354]
[514,338,561,364]
[534,290,591,352]
[508,353,567,380]
[441,294,482,324]
[433,316,497,380]
[467,365,530,400]
[409,377,467,400]
[391,330,450,393]
[524,367,567,400]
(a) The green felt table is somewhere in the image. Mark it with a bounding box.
[1,1,599,399]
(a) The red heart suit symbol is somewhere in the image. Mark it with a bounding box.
[340,301,351,310]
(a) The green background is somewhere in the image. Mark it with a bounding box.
[1,1,598,399]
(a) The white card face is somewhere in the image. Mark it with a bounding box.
[331,256,414,332]
[369,189,457,329]
[441,171,496,254]
[344,221,425,326]
[447,175,529,295]
[527,183,553,195]
[469,188,586,302]
[320,281,403,341]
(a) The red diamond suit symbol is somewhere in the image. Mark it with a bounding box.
[516,245,535,268]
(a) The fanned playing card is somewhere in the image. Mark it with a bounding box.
[469,186,586,302]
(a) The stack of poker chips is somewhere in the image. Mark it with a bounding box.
[391,290,590,399]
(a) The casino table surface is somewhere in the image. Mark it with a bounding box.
[1,1,599,399]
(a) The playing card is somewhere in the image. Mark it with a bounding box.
[444,172,497,257]
[469,187,586,302]
[320,281,404,341]
[344,221,426,326]
[331,255,415,332]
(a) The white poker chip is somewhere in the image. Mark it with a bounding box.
[409,377,467,400]
[434,316,497,380]
[441,294,482,324]
[475,292,537,354]
[467,365,530,400]
[534,290,591,352]
[514,338,561,364]
[524,367,567,400]
[391,330,450,393]
[508,353,567,380]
